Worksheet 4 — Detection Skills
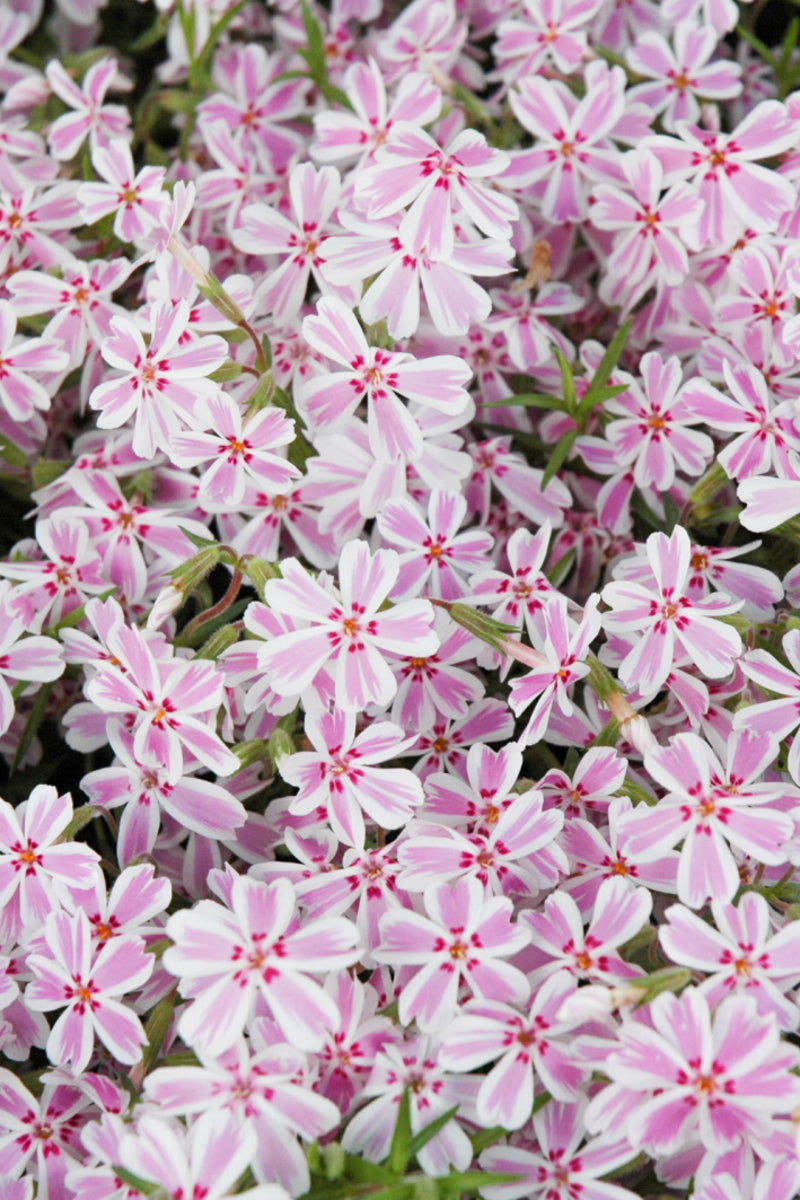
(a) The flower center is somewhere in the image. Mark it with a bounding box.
[690,552,708,570]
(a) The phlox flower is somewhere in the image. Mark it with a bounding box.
[466,437,571,528]
[494,0,601,83]
[539,746,627,819]
[584,989,800,1159]
[590,149,703,310]
[322,211,513,338]
[561,795,680,913]
[422,741,527,830]
[7,256,132,371]
[402,698,515,780]
[396,784,563,898]
[507,61,626,222]
[66,862,171,949]
[468,522,556,647]
[377,488,494,601]
[376,0,472,85]
[486,283,581,373]
[599,352,713,492]
[299,296,472,461]
[81,725,247,866]
[520,875,652,985]
[234,163,357,324]
[143,1036,340,1195]
[89,299,228,460]
[0,1070,93,1195]
[0,298,70,422]
[618,730,795,907]
[389,613,484,731]
[278,708,422,848]
[340,1034,480,1175]
[0,518,108,632]
[625,23,742,132]
[480,1098,640,1200]
[45,58,131,161]
[163,874,361,1054]
[647,100,797,246]
[81,619,239,784]
[171,394,300,506]
[196,43,307,165]
[259,539,438,713]
[0,176,81,274]
[734,628,800,783]
[601,525,743,694]
[354,123,517,261]
[118,1111,289,1200]
[661,892,800,1030]
[58,469,211,605]
[717,242,797,331]
[77,138,166,243]
[681,359,800,481]
[292,843,405,960]
[312,58,441,167]
[25,908,153,1073]
[314,974,398,1115]
[508,593,602,747]
[0,783,101,943]
[438,971,585,1131]
[612,535,783,623]
[373,876,530,1031]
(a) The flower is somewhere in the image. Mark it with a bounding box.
[373,876,530,1030]
[163,874,361,1054]
[601,525,743,694]
[585,989,800,1158]
[259,540,438,713]
[26,908,153,1073]
[89,300,228,460]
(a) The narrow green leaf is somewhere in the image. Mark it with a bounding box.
[540,427,578,489]
[139,992,176,1076]
[0,437,28,469]
[440,1171,523,1191]
[111,1166,160,1196]
[582,317,632,398]
[546,545,575,587]
[388,1087,413,1175]
[178,526,219,550]
[406,1105,460,1160]
[195,0,248,80]
[469,1127,507,1155]
[11,683,54,776]
[553,348,576,415]
[485,392,568,411]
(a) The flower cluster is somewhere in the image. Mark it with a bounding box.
[1,2,800,1200]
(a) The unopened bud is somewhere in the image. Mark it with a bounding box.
[268,725,295,768]
[146,585,185,631]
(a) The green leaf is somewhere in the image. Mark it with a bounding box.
[540,427,578,489]
[581,318,632,400]
[469,1127,508,1155]
[11,683,54,776]
[440,1171,523,1192]
[0,437,28,469]
[546,545,575,587]
[178,526,219,550]
[111,1166,160,1196]
[31,459,69,489]
[194,0,248,81]
[406,1105,460,1161]
[485,392,568,411]
[388,1087,413,1175]
[139,991,176,1076]
[553,347,576,416]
